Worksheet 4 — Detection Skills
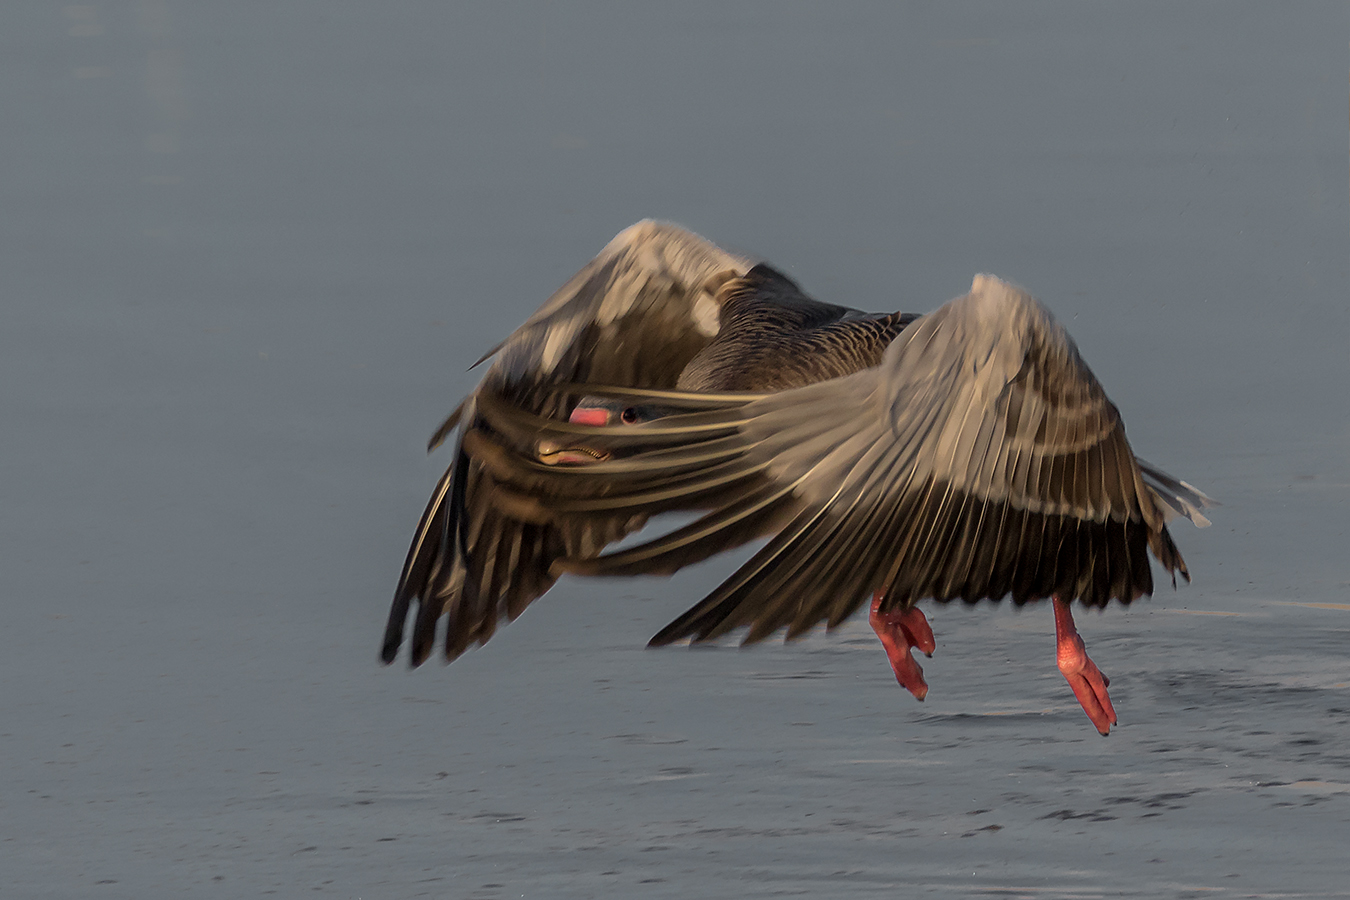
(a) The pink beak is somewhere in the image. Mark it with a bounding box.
[568,407,610,426]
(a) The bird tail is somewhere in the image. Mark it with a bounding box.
[1137,458,1216,528]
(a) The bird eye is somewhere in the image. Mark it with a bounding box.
[620,407,640,424]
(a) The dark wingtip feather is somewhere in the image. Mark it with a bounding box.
[426,402,466,452]
[409,594,440,667]
[379,601,407,665]
[647,624,685,648]
[1148,525,1189,590]
[450,448,472,561]
[469,342,504,371]
[648,613,703,647]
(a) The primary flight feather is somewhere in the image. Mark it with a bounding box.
[383,222,1214,735]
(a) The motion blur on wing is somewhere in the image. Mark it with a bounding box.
[382,221,1215,735]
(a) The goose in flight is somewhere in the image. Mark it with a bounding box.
[382,221,1214,735]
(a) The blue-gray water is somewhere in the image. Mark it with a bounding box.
[3,3,1348,897]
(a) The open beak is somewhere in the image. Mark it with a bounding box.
[536,442,610,465]
[535,406,612,465]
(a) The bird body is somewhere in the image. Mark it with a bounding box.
[383,221,1214,735]
[674,264,917,393]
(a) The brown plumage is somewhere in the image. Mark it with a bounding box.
[383,223,1214,734]
[676,265,918,392]
[384,221,918,666]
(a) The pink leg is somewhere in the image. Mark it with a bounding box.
[1053,596,1117,736]
[869,593,935,701]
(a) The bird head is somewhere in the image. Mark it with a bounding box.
[535,397,664,465]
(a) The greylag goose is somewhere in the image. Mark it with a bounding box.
[382,221,1214,735]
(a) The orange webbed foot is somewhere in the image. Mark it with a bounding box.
[870,593,933,701]
[1053,597,1116,736]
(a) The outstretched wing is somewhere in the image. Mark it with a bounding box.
[382,222,753,666]
[474,274,1215,647]
[478,220,754,413]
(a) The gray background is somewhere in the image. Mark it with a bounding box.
[4,2,1348,898]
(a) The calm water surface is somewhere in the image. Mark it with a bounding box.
[3,3,1348,897]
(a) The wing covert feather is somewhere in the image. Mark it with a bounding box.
[511,274,1213,645]
[383,223,751,665]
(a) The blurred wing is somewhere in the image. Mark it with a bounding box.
[382,222,752,666]
[483,274,1215,646]
[479,219,753,415]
